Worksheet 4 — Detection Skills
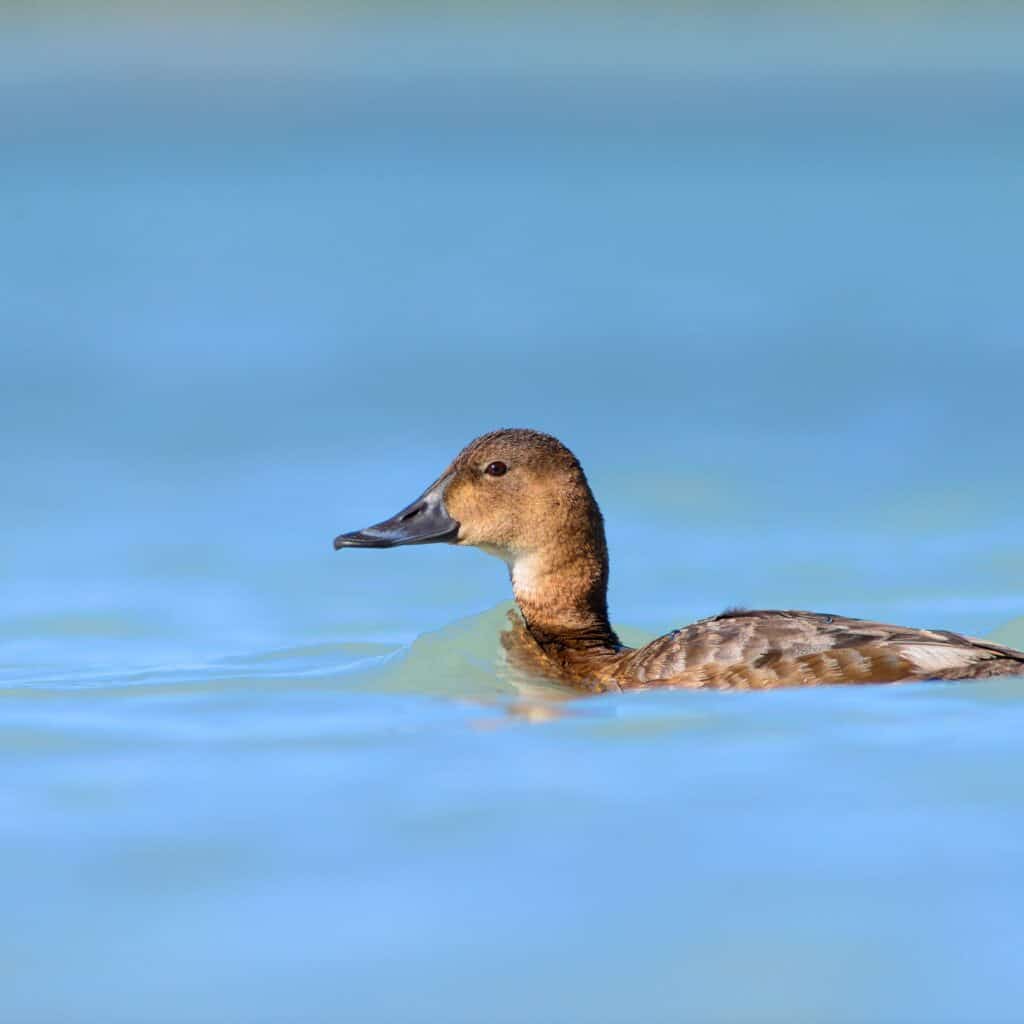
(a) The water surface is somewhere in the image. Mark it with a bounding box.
[3,9,1024,1022]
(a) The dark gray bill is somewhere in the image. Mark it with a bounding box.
[333,479,459,550]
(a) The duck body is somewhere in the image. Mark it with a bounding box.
[335,429,1024,692]
[501,607,1024,692]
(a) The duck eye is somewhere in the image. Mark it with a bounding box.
[484,461,508,477]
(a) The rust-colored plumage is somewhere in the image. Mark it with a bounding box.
[335,429,1024,691]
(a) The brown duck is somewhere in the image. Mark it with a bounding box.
[334,429,1024,691]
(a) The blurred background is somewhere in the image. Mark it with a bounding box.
[3,3,1024,1022]
[4,1,1024,660]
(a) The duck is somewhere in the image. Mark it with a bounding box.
[333,428,1024,691]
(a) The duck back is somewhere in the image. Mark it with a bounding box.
[612,610,1024,690]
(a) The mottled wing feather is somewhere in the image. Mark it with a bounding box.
[617,610,1024,689]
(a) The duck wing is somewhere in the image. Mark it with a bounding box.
[619,609,1024,689]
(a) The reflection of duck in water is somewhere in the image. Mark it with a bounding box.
[335,429,1024,691]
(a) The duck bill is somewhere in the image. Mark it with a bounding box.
[333,478,459,550]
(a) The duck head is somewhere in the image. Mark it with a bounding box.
[334,429,599,557]
[334,429,616,644]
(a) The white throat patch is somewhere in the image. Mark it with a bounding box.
[510,553,544,601]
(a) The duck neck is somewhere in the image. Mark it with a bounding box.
[510,543,620,655]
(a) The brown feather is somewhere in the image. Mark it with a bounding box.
[351,428,1024,691]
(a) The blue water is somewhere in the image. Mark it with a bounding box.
[3,9,1024,1022]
